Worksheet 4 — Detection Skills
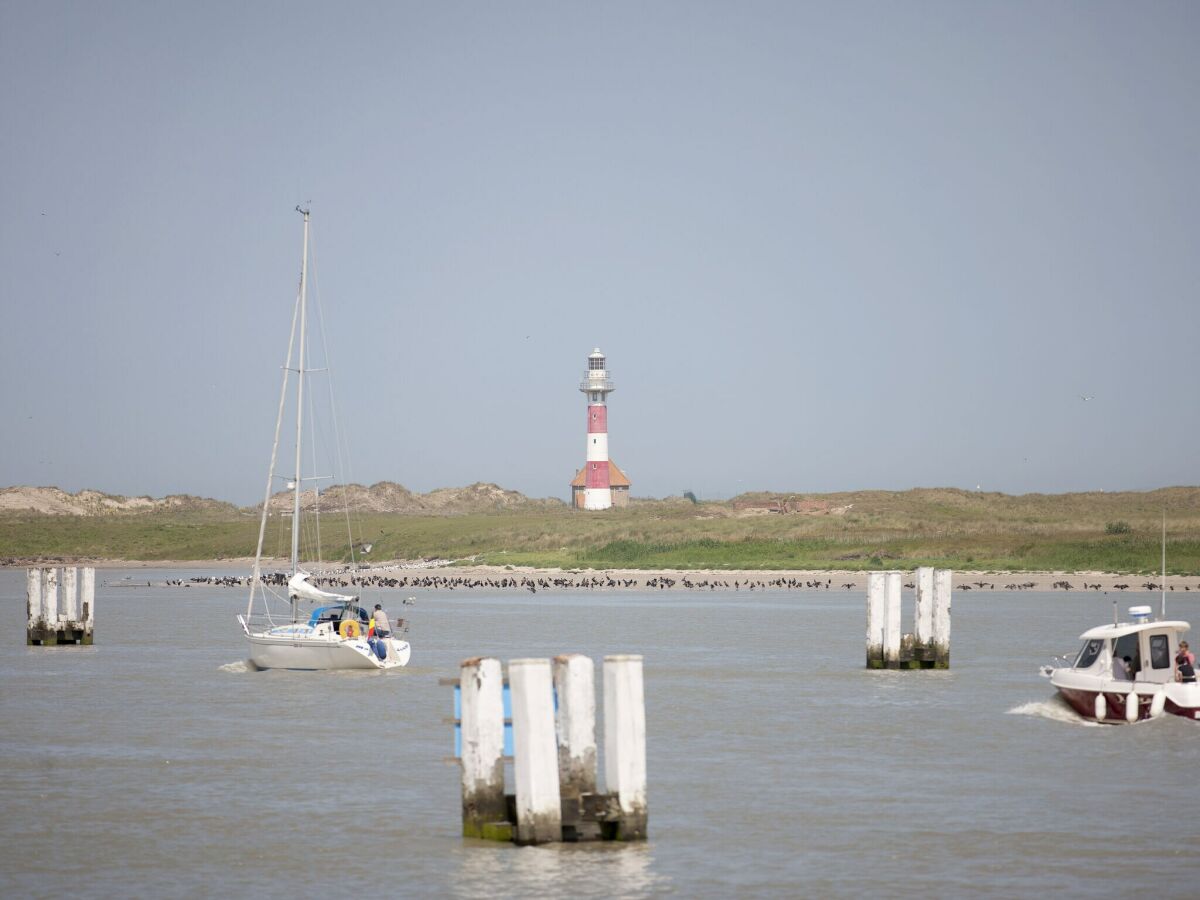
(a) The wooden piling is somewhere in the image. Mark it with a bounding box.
[554,653,600,841]
[26,567,94,646]
[932,568,952,668]
[459,657,507,839]
[62,567,78,624]
[603,654,647,841]
[26,568,43,645]
[866,572,885,668]
[81,567,95,642]
[884,572,902,668]
[509,658,562,845]
[43,568,59,635]
[914,566,934,647]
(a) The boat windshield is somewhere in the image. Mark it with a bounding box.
[308,604,369,628]
[1075,639,1103,669]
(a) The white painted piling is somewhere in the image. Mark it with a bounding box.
[914,566,934,647]
[866,572,885,668]
[459,657,506,838]
[42,568,59,625]
[884,572,902,667]
[509,658,562,844]
[62,567,78,623]
[554,653,600,840]
[603,654,648,840]
[26,568,43,630]
[933,568,953,667]
[81,567,95,627]
[554,655,598,793]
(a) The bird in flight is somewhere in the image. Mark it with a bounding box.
[1079,394,1093,401]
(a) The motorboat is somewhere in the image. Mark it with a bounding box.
[235,207,411,671]
[1043,604,1198,723]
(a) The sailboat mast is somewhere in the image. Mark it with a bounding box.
[292,208,310,580]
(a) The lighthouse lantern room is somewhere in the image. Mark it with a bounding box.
[571,348,630,510]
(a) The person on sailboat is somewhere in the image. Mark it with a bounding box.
[373,603,392,639]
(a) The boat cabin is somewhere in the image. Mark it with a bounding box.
[308,604,370,630]
[1071,614,1191,683]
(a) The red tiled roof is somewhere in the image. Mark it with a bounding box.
[570,460,631,488]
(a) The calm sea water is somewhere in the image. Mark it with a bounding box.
[1,568,1197,898]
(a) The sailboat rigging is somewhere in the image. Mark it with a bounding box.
[237,207,411,670]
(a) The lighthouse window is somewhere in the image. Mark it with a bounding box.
[589,357,604,370]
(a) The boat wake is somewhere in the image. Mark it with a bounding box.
[1007,695,1102,727]
[218,659,259,674]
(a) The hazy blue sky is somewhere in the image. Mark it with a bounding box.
[2,1,1198,504]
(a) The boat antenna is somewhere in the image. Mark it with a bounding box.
[1161,507,1167,620]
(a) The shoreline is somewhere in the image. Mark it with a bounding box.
[4,558,1199,592]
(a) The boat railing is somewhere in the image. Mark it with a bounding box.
[1039,652,1077,677]
[238,613,306,633]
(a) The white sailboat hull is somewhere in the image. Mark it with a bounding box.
[245,630,411,671]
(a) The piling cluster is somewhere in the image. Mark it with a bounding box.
[26,567,95,646]
[454,653,647,845]
[866,567,951,668]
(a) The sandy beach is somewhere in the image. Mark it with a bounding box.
[4,557,1195,593]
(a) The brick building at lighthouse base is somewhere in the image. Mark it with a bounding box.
[570,462,631,509]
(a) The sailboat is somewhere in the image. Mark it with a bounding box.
[236,207,412,671]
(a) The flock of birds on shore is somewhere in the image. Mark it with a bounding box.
[161,573,1194,594]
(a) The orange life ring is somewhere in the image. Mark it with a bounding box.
[339,619,361,639]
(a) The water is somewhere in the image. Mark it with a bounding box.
[2,569,1197,897]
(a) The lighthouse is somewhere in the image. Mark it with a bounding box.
[571,348,630,510]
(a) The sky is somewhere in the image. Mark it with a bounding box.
[2,1,1198,505]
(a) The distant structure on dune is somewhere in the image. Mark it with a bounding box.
[571,347,629,510]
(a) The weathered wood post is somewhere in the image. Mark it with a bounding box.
[603,654,647,840]
[932,568,952,668]
[26,568,44,645]
[81,567,95,643]
[62,567,78,625]
[914,566,934,646]
[41,568,59,646]
[26,567,95,645]
[509,658,562,845]
[459,657,507,839]
[554,653,600,841]
[865,572,885,668]
[884,571,902,668]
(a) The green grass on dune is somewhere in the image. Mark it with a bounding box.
[3,486,1200,574]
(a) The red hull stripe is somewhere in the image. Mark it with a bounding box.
[1057,687,1200,723]
[588,405,607,434]
[586,461,610,488]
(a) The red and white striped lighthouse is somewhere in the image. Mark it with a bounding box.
[579,347,615,510]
